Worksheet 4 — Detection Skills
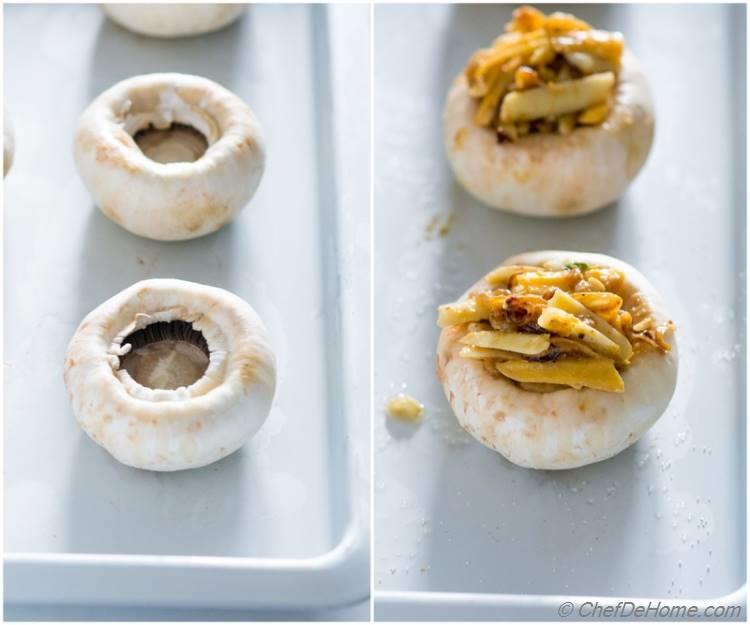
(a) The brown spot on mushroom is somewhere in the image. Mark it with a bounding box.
[556,196,584,214]
[103,414,113,424]
[493,410,506,421]
[240,135,258,152]
[512,168,533,183]
[452,127,467,150]
[175,198,230,233]
[94,143,139,174]
[436,365,446,384]
[114,130,134,148]
[101,203,122,224]
[240,362,256,385]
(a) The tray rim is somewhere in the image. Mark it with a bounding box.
[374,586,747,621]
[3,3,370,611]
[5,525,369,609]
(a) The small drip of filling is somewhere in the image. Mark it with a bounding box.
[464,5,624,142]
[386,393,425,422]
[120,320,210,390]
[437,261,675,393]
[134,123,209,164]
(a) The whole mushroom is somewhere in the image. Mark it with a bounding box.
[102,4,244,38]
[437,251,678,470]
[74,73,265,241]
[64,279,276,471]
[444,6,654,217]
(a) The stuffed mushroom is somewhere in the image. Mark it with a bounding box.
[436,251,677,470]
[102,4,244,38]
[4,112,13,178]
[64,279,276,471]
[74,73,265,241]
[444,6,654,217]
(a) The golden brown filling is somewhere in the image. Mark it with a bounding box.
[437,261,675,393]
[465,6,624,142]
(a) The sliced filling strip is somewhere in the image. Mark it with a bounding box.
[464,5,624,142]
[438,261,675,393]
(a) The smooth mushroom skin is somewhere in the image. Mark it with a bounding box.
[436,251,678,470]
[4,113,13,178]
[102,4,244,38]
[443,50,655,217]
[64,279,276,471]
[74,73,265,241]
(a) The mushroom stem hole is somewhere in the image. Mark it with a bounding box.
[133,123,209,164]
[120,320,210,390]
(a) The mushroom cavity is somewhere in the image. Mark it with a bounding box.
[64,279,276,471]
[74,73,265,241]
[120,320,210,390]
[134,123,209,164]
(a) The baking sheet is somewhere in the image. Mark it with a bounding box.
[373,3,746,620]
[4,3,369,611]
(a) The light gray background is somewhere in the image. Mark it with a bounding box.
[374,2,746,618]
[4,3,369,620]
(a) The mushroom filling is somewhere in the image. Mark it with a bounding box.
[133,123,209,164]
[438,261,675,393]
[120,320,210,390]
[464,5,624,142]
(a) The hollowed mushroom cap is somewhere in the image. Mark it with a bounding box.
[73,73,265,241]
[4,112,13,178]
[102,4,244,38]
[64,279,276,471]
[443,50,654,217]
[436,251,678,470]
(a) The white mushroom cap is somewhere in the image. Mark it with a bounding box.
[4,112,13,178]
[436,251,678,470]
[443,50,655,217]
[64,279,276,471]
[102,4,244,38]
[74,73,265,241]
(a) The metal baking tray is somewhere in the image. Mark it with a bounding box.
[373,3,746,620]
[3,3,369,612]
